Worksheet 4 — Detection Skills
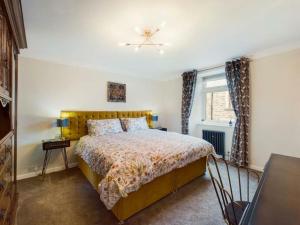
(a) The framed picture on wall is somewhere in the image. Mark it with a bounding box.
[107,82,126,102]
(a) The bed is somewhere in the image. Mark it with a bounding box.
[61,110,214,221]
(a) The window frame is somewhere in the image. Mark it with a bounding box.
[200,72,235,125]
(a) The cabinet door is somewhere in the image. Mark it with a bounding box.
[0,135,13,225]
[0,6,4,95]
[0,5,12,98]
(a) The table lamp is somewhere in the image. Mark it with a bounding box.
[151,114,158,128]
[57,118,69,139]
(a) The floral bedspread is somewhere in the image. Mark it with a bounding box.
[75,129,214,209]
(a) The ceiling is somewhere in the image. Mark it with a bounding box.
[21,0,300,80]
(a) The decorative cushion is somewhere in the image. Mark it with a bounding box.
[87,119,123,136]
[120,117,149,132]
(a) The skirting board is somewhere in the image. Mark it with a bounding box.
[17,162,78,180]
[249,164,264,172]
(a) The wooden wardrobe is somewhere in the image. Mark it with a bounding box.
[0,0,26,224]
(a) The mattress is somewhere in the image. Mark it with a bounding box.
[75,129,214,209]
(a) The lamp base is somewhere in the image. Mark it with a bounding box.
[152,121,159,129]
[60,127,64,140]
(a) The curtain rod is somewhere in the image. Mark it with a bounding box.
[197,64,224,73]
[197,57,252,73]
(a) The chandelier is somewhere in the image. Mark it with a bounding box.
[118,22,170,54]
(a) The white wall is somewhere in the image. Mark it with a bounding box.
[17,57,166,179]
[160,78,182,133]
[163,49,300,170]
[249,49,300,170]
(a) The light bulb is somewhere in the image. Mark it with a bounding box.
[134,46,139,52]
[159,49,164,55]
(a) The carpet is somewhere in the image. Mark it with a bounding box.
[16,166,257,225]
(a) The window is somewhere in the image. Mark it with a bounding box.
[201,73,235,124]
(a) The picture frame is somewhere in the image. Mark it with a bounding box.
[107,82,126,102]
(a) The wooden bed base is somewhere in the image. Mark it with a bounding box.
[78,156,207,221]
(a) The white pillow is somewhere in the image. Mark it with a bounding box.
[87,119,123,136]
[120,117,149,132]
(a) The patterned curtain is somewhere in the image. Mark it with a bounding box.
[225,58,250,166]
[181,70,197,134]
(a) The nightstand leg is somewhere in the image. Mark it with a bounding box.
[61,147,69,169]
[42,150,49,176]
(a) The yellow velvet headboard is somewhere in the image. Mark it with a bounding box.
[60,110,153,140]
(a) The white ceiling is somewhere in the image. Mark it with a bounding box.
[21,0,300,80]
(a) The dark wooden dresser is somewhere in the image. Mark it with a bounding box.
[0,0,26,224]
[240,154,300,225]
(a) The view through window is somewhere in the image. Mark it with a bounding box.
[202,74,235,123]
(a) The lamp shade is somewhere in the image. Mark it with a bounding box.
[152,115,158,122]
[57,118,69,128]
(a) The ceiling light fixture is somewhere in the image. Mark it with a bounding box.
[119,22,170,54]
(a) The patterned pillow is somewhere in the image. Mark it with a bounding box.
[87,119,123,136]
[120,117,149,132]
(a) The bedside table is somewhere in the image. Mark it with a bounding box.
[152,127,167,131]
[42,138,70,176]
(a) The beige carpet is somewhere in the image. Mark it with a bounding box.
[16,167,257,225]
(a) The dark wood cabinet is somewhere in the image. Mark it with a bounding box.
[0,5,12,99]
[0,133,15,225]
[0,0,26,224]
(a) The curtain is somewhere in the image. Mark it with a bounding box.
[225,58,250,166]
[181,70,197,134]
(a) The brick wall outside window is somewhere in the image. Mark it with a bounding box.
[205,91,235,122]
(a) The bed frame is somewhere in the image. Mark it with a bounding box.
[61,110,207,221]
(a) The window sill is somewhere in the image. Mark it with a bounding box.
[197,121,235,128]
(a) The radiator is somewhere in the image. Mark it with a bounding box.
[202,130,225,158]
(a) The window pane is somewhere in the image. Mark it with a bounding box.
[206,78,227,88]
[206,92,212,120]
[205,91,235,122]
